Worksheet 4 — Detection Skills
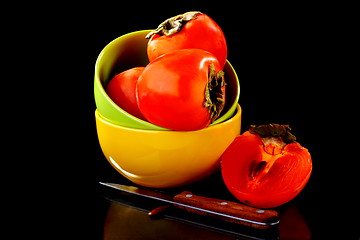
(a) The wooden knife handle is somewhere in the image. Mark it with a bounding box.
[173,191,279,230]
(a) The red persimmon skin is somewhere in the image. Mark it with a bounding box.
[221,131,312,208]
[137,49,223,131]
[106,67,145,120]
[147,13,227,69]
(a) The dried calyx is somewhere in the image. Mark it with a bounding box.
[204,63,226,122]
[146,11,201,39]
[249,124,297,155]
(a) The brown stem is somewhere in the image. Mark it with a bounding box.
[249,124,296,144]
[249,124,297,155]
[204,63,226,122]
[146,11,201,39]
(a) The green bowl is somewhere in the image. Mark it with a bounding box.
[94,30,240,130]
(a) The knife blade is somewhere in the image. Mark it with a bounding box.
[99,182,279,230]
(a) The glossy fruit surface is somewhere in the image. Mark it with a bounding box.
[146,11,227,68]
[106,67,145,120]
[137,49,225,131]
[221,124,312,208]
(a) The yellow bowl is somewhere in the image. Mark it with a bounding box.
[95,105,242,188]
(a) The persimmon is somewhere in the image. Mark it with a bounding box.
[137,49,225,131]
[221,124,312,208]
[146,11,227,68]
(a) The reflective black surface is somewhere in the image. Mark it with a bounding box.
[94,169,359,240]
[23,3,358,239]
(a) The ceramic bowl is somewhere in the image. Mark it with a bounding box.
[95,104,242,188]
[94,30,240,130]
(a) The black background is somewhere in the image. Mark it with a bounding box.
[14,2,358,239]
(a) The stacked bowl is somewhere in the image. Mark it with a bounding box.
[94,30,241,188]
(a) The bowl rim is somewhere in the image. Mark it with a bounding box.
[95,104,241,133]
[94,29,240,130]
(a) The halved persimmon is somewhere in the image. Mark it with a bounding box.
[221,124,312,208]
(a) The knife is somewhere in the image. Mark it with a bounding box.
[99,182,279,230]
